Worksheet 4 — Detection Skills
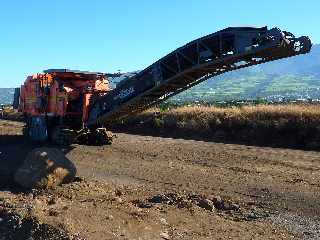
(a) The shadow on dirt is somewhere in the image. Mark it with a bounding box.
[112,126,320,151]
[0,134,74,193]
[0,210,71,240]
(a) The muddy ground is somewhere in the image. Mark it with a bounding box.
[0,119,320,239]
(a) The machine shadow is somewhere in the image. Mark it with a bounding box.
[0,134,74,193]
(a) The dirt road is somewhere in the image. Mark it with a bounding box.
[0,120,320,239]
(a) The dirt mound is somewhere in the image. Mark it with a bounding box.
[132,193,271,222]
[14,148,77,189]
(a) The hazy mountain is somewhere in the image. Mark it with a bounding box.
[251,44,320,75]
[0,88,14,105]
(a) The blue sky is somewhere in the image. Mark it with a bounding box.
[0,0,318,87]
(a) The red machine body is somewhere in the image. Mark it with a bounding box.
[18,69,111,144]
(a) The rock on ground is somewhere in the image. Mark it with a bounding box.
[14,148,77,189]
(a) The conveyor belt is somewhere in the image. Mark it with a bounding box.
[88,27,312,126]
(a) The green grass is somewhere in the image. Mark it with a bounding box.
[171,73,320,102]
[265,75,320,93]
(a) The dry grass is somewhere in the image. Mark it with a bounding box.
[0,107,23,121]
[140,104,320,128]
[118,104,320,149]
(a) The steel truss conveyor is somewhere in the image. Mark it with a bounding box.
[88,26,312,126]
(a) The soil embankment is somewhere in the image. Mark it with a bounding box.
[113,104,320,150]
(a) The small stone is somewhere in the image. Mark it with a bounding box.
[160,218,168,225]
[115,188,123,197]
[114,197,123,204]
[48,209,59,217]
[211,196,224,210]
[106,215,114,220]
[149,194,170,204]
[160,231,170,240]
[246,212,260,220]
[220,201,240,211]
[134,200,153,208]
[177,199,193,209]
[229,203,240,211]
[198,199,215,211]
[48,198,57,205]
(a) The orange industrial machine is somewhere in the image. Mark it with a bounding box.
[14,27,312,145]
[17,69,113,144]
